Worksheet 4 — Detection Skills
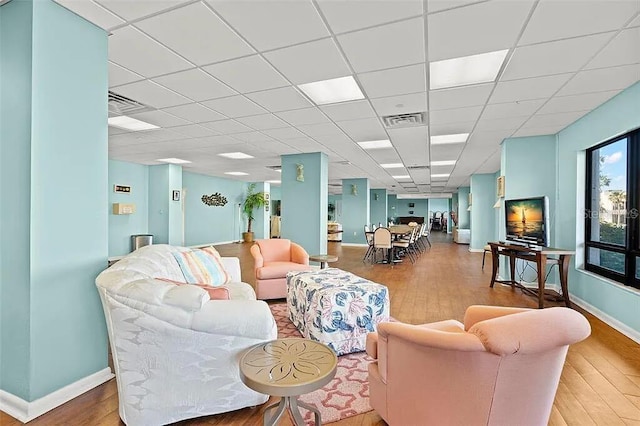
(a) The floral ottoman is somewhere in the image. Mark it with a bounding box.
[286,268,390,355]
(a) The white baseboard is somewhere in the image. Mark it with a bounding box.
[340,243,368,247]
[468,248,484,253]
[0,368,114,423]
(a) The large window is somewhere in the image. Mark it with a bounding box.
[585,129,639,289]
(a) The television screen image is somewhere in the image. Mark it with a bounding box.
[505,196,550,247]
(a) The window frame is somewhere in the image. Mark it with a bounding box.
[585,129,639,289]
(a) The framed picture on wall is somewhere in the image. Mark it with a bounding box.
[409,210,414,214]
[497,176,505,198]
[408,203,415,207]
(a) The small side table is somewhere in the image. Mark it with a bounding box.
[240,338,337,426]
[309,254,338,269]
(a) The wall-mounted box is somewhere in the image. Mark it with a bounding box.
[112,203,136,215]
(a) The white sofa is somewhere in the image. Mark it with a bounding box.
[96,244,277,426]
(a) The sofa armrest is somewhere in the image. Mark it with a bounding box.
[192,300,277,340]
[220,257,242,282]
[463,305,531,331]
[250,244,264,268]
[291,243,309,265]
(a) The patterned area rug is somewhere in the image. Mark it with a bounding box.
[269,303,374,425]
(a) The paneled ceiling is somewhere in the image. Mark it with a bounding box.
[56,0,640,195]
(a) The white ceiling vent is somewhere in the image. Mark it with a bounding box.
[266,165,281,171]
[382,112,425,128]
[406,165,430,170]
[108,91,152,115]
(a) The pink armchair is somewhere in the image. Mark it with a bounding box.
[366,305,591,426]
[250,239,311,300]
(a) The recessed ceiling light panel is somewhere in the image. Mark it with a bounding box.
[157,158,191,164]
[392,175,411,180]
[218,152,254,159]
[430,133,469,145]
[357,139,392,150]
[431,173,451,178]
[380,163,404,169]
[108,115,159,131]
[429,49,509,90]
[430,160,457,166]
[298,76,364,105]
[224,172,249,176]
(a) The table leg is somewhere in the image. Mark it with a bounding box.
[490,247,499,288]
[263,398,287,426]
[291,397,322,425]
[509,251,516,286]
[537,254,547,309]
[559,254,572,308]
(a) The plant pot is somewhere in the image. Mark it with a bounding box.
[242,232,254,243]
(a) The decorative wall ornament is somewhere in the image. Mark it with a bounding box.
[351,184,357,196]
[201,192,228,207]
[296,163,304,182]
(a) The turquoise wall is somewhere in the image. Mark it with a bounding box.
[168,164,183,245]
[182,171,245,245]
[281,152,328,254]
[370,189,388,226]
[470,174,497,250]
[108,160,149,256]
[429,198,449,216]
[341,178,370,244]
[0,0,34,399]
[252,182,269,240]
[458,187,471,228]
[556,82,640,333]
[148,164,183,245]
[0,0,109,401]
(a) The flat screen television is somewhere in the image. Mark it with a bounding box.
[505,196,550,247]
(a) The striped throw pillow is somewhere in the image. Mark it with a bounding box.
[172,247,231,286]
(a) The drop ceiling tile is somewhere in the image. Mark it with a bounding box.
[501,33,612,80]
[297,123,345,138]
[97,0,190,21]
[358,64,426,99]
[523,111,589,129]
[262,127,307,140]
[284,137,326,153]
[259,140,302,155]
[56,0,124,30]
[246,87,313,112]
[200,119,253,134]
[232,132,274,143]
[519,0,639,45]
[202,96,267,118]
[511,125,565,138]
[428,0,533,61]
[490,73,573,103]
[467,130,513,146]
[556,64,640,96]
[429,121,475,135]
[113,80,190,108]
[129,110,191,128]
[429,105,483,126]
[371,92,428,117]
[264,38,351,85]
[207,0,329,51]
[163,103,226,123]
[629,14,640,27]
[108,126,128,136]
[109,26,192,78]
[427,0,486,14]
[481,99,546,120]
[537,90,622,115]
[236,114,289,130]
[171,124,220,138]
[276,108,329,126]
[109,62,144,87]
[317,0,423,34]
[429,84,493,110]
[320,100,377,122]
[337,117,388,142]
[474,116,527,132]
[587,27,640,70]
[154,69,236,102]
[430,143,465,161]
[135,3,255,66]
[337,18,425,73]
[388,126,430,167]
[203,55,289,93]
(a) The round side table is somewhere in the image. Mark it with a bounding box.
[239,338,337,426]
[309,254,338,269]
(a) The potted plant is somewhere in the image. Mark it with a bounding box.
[242,183,266,243]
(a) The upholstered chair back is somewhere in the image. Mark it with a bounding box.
[256,238,292,262]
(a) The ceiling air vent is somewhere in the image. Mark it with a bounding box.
[382,112,425,128]
[266,165,282,171]
[406,165,430,170]
[108,91,152,115]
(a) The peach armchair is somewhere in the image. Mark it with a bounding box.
[250,239,311,300]
[366,305,591,426]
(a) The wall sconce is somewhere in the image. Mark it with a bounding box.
[351,184,357,196]
[494,175,505,208]
[296,164,304,182]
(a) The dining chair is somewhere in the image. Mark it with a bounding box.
[373,227,393,266]
[363,225,375,263]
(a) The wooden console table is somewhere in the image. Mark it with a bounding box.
[488,242,574,309]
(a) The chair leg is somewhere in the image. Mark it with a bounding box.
[482,251,487,269]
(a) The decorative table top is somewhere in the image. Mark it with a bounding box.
[239,338,337,397]
[309,254,338,263]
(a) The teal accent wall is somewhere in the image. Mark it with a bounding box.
[428,198,449,215]
[253,182,269,240]
[470,174,497,250]
[168,165,183,245]
[108,160,149,256]
[148,164,183,245]
[387,194,398,221]
[452,193,459,226]
[458,187,471,228]
[556,82,640,333]
[341,178,370,244]
[0,0,109,401]
[182,171,245,245]
[369,189,388,226]
[281,153,328,254]
[270,185,281,200]
[1,0,34,400]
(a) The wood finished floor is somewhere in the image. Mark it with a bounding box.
[3,232,639,425]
